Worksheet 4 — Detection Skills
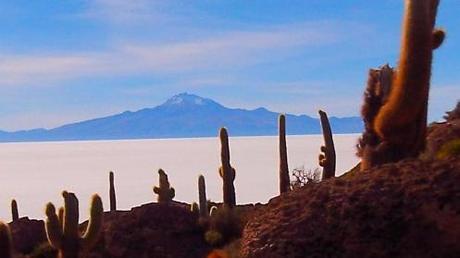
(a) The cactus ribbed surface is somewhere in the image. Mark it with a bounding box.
[198,175,208,218]
[109,171,116,211]
[153,169,175,204]
[358,0,444,170]
[11,199,19,222]
[218,128,236,208]
[45,191,103,258]
[318,110,336,179]
[279,114,290,193]
[0,222,12,258]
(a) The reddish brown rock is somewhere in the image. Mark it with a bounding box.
[241,158,460,258]
[9,217,47,254]
[86,202,211,258]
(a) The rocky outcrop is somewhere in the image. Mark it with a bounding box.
[87,202,211,258]
[9,217,47,254]
[241,157,460,258]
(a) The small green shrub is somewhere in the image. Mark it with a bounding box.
[204,206,243,247]
[437,139,460,159]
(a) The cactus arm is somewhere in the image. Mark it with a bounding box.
[45,203,63,249]
[81,194,103,250]
[0,222,12,258]
[279,114,290,193]
[11,200,19,222]
[318,110,336,179]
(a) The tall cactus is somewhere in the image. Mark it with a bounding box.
[279,114,290,193]
[109,171,116,211]
[0,222,12,258]
[360,0,444,169]
[198,175,208,218]
[153,169,175,204]
[45,191,103,258]
[11,199,19,222]
[218,128,236,208]
[318,110,336,179]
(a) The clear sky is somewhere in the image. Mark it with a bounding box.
[0,0,458,131]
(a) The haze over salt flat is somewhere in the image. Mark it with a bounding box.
[0,135,359,221]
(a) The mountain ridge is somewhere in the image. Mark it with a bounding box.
[0,93,363,142]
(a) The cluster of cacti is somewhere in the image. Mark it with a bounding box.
[359,0,445,170]
[218,128,236,208]
[198,175,208,218]
[45,191,103,258]
[278,114,290,194]
[318,110,336,179]
[109,171,117,211]
[153,169,175,204]
[11,199,19,222]
[0,222,12,258]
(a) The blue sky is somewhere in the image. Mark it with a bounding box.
[0,0,458,131]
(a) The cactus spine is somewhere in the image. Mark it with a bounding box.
[153,169,175,204]
[45,191,103,258]
[369,0,444,166]
[218,128,236,208]
[198,175,208,218]
[11,199,19,222]
[279,114,290,193]
[109,171,116,211]
[318,110,336,179]
[0,222,12,258]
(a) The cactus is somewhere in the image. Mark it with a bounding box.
[198,175,208,218]
[109,171,116,211]
[218,128,236,208]
[279,114,290,193]
[318,110,336,179]
[153,169,175,204]
[45,191,103,258]
[209,206,218,217]
[191,202,200,217]
[0,222,12,258]
[11,199,19,222]
[359,0,444,169]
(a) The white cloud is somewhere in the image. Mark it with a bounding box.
[0,22,347,86]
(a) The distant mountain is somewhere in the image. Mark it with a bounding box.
[0,93,363,142]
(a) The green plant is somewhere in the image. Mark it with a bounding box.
[153,169,175,204]
[45,191,103,258]
[279,114,290,194]
[205,230,224,247]
[109,171,116,211]
[318,110,336,179]
[11,199,19,222]
[359,0,444,170]
[436,139,460,159]
[0,222,12,258]
[205,206,243,247]
[198,175,208,218]
[218,128,236,208]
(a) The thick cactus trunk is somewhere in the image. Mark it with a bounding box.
[109,171,116,211]
[219,128,236,208]
[318,110,336,179]
[279,114,290,193]
[359,0,444,170]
